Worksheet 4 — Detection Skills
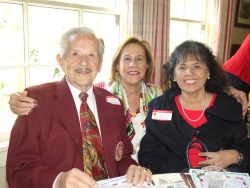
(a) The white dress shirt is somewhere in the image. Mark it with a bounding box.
[67,81,101,133]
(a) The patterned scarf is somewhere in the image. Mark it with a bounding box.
[108,75,160,140]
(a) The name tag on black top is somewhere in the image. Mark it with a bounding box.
[152,110,172,121]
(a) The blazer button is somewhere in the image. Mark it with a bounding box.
[195,130,199,135]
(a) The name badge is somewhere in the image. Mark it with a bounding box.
[152,110,172,121]
[115,141,124,161]
[106,96,121,105]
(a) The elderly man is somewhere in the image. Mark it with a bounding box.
[6,26,151,188]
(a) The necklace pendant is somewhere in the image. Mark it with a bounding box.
[131,113,136,117]
[130,108,140,118]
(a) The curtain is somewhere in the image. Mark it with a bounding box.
[122,0,170,88]
[218,0,234,63]
[207,0,233,64]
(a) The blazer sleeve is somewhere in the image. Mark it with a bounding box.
[6,89,60,188]
[108,97,137,175]
[116,105,138,174]
[94,87,137,177]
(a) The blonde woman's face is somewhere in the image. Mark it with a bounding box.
[117,43,148,86]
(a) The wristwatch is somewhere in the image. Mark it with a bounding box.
[236,150,244,165]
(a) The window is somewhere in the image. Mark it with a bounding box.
[0,0,120,144]
[82,12,120,83]
[169,0,207,54]
[48,0,116,9]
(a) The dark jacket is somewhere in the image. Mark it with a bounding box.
[138,89,250,174]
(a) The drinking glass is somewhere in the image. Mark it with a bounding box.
[203,166,227,188]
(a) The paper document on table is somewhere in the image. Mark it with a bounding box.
[97,175,185,188]
[97,175,127,187]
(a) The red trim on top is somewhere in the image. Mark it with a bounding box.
[175,93,217,167]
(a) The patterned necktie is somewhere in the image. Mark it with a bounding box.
[79,92,108,181]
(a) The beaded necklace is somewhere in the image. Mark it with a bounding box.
[181,92,207,122]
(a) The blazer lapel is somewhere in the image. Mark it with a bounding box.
[93,87,115,135]
[54,77,82,156]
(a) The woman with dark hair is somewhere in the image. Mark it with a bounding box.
[138,40,250,174]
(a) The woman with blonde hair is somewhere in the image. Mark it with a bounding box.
[95,36,163,162]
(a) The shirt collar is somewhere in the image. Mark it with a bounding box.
[66,79,95,103]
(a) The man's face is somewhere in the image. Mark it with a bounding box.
[57,34,102,92]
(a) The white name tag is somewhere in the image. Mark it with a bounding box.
[106,96,121,105]
[152,110,172,121]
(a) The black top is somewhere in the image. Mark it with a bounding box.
[138,89,250,174]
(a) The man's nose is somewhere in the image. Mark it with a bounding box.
[79,55,88,65]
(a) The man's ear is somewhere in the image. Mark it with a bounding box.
[56,54,65,72]
[98,60,103,72]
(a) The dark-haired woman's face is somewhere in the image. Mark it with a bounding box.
[174,57,210,94]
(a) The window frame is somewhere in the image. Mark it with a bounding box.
[0,0,122,149]
[169,0,209,54]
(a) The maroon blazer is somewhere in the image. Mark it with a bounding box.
[6,77,137,188]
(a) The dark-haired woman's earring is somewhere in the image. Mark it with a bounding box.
[207,76,210,79]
